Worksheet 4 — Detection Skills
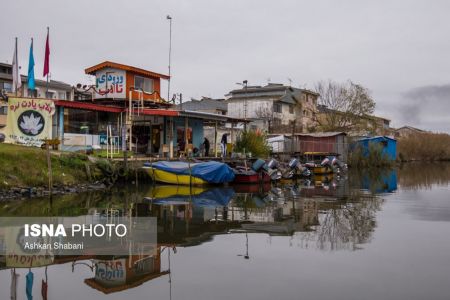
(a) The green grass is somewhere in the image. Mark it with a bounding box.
[94,149,131,159]
[0,143,103,189]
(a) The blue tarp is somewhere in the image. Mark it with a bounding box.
[152,188,235,208]
[144,161,235,184]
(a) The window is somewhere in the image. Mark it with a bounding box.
[289,105,294,114]
[273,103,282,113]
[273,118,282,126]
[46,91,55,99]
[134,76,153,93]
[28,89,38,97]
[58,91,66,100]
[3,82,12,93]
[0,106,7,115]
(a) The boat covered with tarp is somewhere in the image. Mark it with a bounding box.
[143,161,235,185]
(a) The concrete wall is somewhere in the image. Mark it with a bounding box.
[64,133,100,146]
[227,99,297,131]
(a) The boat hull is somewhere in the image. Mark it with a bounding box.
[233,171,270,184]
[312,165,333,174]
[144,167,208,185]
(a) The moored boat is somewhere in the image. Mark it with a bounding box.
[232,167,271,183]
[143,161,235,185]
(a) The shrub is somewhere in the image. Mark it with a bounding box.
[234,130,271,158]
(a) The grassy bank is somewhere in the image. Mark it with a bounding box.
[0,143,107,189]
[397,132,450,161]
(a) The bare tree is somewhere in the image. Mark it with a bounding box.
[255,103,274,132]
[315,80,376,132]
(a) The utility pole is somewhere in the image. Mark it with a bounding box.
[167,15,172,101]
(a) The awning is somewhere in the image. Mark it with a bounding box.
[55,100,124,113]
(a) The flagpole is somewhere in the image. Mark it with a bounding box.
[46,27,49,98]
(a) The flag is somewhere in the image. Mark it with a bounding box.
[28,38,35,90]
[43,27,50,77]
[12,38,22,93]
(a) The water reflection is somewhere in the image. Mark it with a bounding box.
[2,164,450,298]
[398,162,450,189]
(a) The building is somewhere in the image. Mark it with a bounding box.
[84,61,170,103]
[352,136,397,161]
[59,60,247,157]
[225,83,319,133]
[316,104,391,136]
[176,97,227,115]
[176,97,242,146]
[0,62,73,100]
[394,125,426,138]
[0,62,73,131]
[268,132,348,161]
[1,59,247,157]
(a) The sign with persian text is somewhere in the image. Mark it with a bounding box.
[5,97,55,146]
[95,68,126,99]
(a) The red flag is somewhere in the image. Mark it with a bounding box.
[43,27,50,77]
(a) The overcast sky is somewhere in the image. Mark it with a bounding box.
[1,0,449,132]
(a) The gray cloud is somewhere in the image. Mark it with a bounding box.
[2,0,450,133]
[397,85,450,132]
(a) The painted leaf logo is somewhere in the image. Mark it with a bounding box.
[18,110,45,136]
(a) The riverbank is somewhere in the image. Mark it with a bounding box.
[0,143,146,200]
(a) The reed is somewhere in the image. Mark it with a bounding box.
[348,143,394,168]
[397,132,450,161]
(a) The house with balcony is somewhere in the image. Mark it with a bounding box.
[225,83,319,133]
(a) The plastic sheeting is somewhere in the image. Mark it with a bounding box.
[144,161,235,184]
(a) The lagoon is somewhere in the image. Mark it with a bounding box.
[0,162,449,300]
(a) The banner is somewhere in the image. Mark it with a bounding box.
[5,97,55,146]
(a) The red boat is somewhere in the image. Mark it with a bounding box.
[232,167,271,184]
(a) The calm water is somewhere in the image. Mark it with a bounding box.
[1,162,450,300]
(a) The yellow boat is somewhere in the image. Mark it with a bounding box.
[312,165,333,175]
[145,167,208,185]
[149,185,208,199]
[142,161,235,186]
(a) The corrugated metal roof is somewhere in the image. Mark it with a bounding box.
[176,98,227,111]
[271,132,346,137]
[357,135,396,142]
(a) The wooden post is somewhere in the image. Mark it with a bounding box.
[184,117,189,156]
[214,121,218,158]
[169,117,174,159]
[46,143,53,197]
[291,119,296,154]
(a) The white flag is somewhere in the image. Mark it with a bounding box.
[12,38,22,93]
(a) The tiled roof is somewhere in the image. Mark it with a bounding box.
[85,61,169,79]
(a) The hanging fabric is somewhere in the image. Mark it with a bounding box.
[26,269,34,300]
[10,268,19,300]
[41,266,48,300]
